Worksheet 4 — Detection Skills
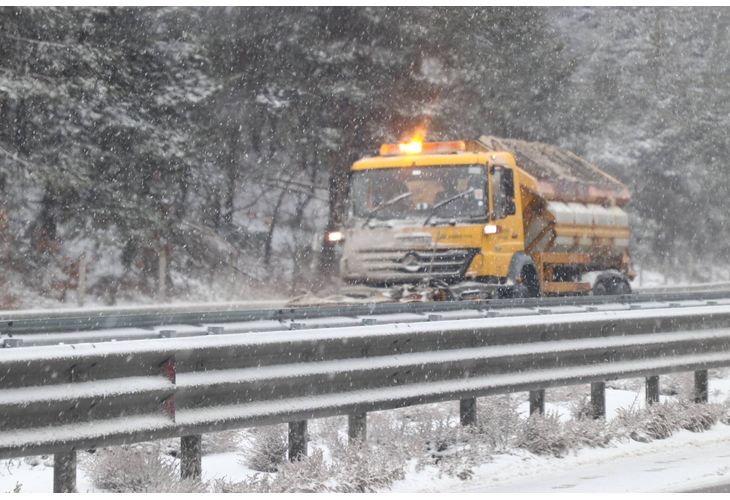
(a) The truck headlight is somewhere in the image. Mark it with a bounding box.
[326,231,344,243]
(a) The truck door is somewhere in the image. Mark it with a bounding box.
[487,164,525,276]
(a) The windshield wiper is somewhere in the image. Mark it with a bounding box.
[362,191,412,228]
[423,188,475,226]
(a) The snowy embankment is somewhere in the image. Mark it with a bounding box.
[5,370,730,493]
[442,426,730,493]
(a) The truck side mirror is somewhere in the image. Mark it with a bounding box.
[490,165,516,219]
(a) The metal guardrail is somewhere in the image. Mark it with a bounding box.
[634,281,730,294]
[2,302,730,491]
[3,287,730,348]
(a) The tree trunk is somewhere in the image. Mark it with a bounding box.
[223,127,240,227]
[263,187,287,267]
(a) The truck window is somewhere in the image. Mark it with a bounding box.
[350,165,488,223]
[491,165,516,219]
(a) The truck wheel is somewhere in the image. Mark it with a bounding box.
[613,279,632,296]
[512,265,539,298]
[593,276,631,296]
[593,280,609,296]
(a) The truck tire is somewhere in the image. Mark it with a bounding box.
[592,280,609,296]
[512,265,539,298]
[593,273,631,296]
[612,279,632,296]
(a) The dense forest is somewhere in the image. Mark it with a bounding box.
[0,7,728,305]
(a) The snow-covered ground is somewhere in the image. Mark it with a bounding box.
[388,378,730,493]
[630,268,730,290]
[395,425,730,493]
[4,372,730,493]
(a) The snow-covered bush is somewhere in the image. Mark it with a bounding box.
[367,407,455,461]
[419,425,479,480]
[564,416,614,449]
[203,430,243,455]
[409,396,522,481]
[615,401,725,443]
[642,404,678,440]
[673,400,724,432]
[613,405,651,441]
[241,425,288,472]
[515,411,614,457]
[85,446,206,493]
[385,404,481,479]
[328,442,407,492]
[619,402,680,441]
[472,395,521,451]
[219,445,405,493]
[719,404,730,426]
[568,394,595,420]
[515,412,569,457]
[660,373,694,399]
[224,448,330,492]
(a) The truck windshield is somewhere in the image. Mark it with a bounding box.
[350,165,488,224]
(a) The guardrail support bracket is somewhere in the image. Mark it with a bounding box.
[53,451,77,493]
[529,389,545,415]
[591,381,606,419]
[181,435,202,479]
[694,369,709,403]
[288,421,308,460]
[460,397,477,426]
[646,375,660,405]
[348,413,367,443]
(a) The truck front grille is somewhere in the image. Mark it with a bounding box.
[354,247,478,282]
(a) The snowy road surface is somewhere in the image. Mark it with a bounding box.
[689,483,730,493]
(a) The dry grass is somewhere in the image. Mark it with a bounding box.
[472,395,522,451]
[515,411,570,457]
[614,400,727,442]
[203,430,244,455]
[219,444,405,492]
[240,425,288,473]
[84,445,207,493]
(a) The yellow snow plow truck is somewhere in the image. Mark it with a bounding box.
[331,136,632,299]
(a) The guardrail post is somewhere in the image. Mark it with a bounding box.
[529,389,545,415]
[694,370,709,403]
[590,382,606,419]
[53,451,77,493]
[180,435,202,479]
[288,421,308,460]
[348,413,367,443]
[645,376,660,405]
[207,326,224,335]
[2,338,23,348]
[159,329,176,339]
[460,397,477,426]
